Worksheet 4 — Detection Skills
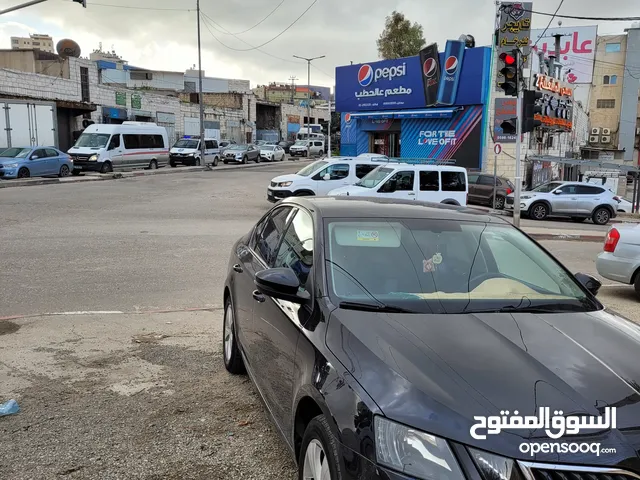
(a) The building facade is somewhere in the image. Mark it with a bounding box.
[10,34,54,54]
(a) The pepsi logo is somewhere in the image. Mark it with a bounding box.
[344,113,352,123]
[444,56,458,75]
[423,58,437,78]
[357,64,373,87]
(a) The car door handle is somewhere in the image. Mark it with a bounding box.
[408,192,416,196]
[233,264,243,273]
[252,290,265,303]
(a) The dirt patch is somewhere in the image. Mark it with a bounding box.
[0,321,20,336]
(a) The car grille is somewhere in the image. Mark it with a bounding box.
[506,197,514,205]
[519,463,640,480]
[72,154,92,161]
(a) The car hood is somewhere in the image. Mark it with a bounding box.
[271,173,303,184]
[290,144,307,149]
[225,149,246,154]
[0,157,23,163]
[326,308,640,466]
[327,185,371,196]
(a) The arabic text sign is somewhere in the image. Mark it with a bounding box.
[530,25,597,85]
[534,74,574,132]
[496,2,532,92]
[470,407,616,440]
[494,98,518,143]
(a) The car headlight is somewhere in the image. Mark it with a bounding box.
[88,155,98,161]
[277,181,292,187]
[469,448,523,480]
[520,195,531,200]
[3,163,18,168]
[375,416,465,480]
[188,153,195,157]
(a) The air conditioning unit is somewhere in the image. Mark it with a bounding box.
[602,128,611,135]
[601,135,611,143]
[589,135,599,143]
[591,127,600,135]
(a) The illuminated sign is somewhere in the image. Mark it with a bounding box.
[535,74,573,97]
[533,74,573,131]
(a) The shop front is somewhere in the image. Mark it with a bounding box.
[335,41,492,169]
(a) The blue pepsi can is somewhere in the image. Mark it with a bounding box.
[436,40,465,106]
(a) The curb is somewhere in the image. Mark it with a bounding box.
[528,233,605,243]
[0,158,315,189]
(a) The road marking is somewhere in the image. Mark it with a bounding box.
[0,307,221,322]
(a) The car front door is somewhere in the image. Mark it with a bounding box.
[550,185,578,213]
[378,170,417,200]
[107,134,123,168]
[314,163,350,195]
[252,207,314,435]
[28,148,49,176]
[575,185,606,214]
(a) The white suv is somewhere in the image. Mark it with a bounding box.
[505,181,619,225]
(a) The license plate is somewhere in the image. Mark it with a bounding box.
[75,166,82,170]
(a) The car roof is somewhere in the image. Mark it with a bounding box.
[281,196,509,223]
[379,163,467,172]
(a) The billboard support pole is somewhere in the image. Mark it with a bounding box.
[493,152,498,209]
[513,87,523,228]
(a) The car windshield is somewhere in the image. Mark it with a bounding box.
[532,182,563,193]
[174,139,199,149]
[294,141,307,146]
[262,146,275,151]
[74,133,111,148]
[297,160,328,177]
[229,145,246,150]
[324,218,598,314]
[0,147,31,158]
[356,167,394,188]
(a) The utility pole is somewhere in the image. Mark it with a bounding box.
[293,54,325,154]
[327,97,332,158]
[196,0,206,166]
[289,76,298,104]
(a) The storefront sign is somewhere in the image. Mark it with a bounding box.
[287,115,300,124]
[156,112,175,123]
[131,94,142,110]
[115,92,126,107]
[494,98,518,143]
[535,75,573,97]
[533,74,573,131]
[103,106,127,120]
[496,2,532,90]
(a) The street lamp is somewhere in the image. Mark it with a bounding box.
[293,54,325,154]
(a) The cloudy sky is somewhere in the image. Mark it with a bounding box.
[0,0,636,88]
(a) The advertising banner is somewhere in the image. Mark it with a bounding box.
[437,40,466,106]
[419,43,441,107]
[529,26,597,84]
[533,74,574,131]
[496,2,532,91]
[494,98,518,143]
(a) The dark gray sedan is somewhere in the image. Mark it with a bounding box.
[222,144,260,164]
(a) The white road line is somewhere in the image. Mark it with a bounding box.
[47,311,125,315]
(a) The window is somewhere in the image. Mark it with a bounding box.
[597,99,616,109]
[610,75,618,85]
[11,39,18,44]
[355,164,378,179]
[205,140,218,149]
[255,207,295,266]
[478,175,499,186]
[45,148,59,158]
[419,171,439,191]
[131,71,153,80]
[273,209,314,289]
[123,134,140,149]
[468,174,479,184]
[80,66,90,103]
[108,135,121,150]
[314,141,323,147]
[576,185,605,195]
[32,41,40,46]
[603,75,610,84]
[441,172,466,192]
[605,43,621,53]
[381,171,414,192]
[555,185,578,195]
[317,163,349,180]
[153,134,165,148]
[32,149,47,159]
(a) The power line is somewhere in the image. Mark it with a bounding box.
[527,9,640,22]
[216,0,286,35]
[531,0,565,51]
[82,2,193,11]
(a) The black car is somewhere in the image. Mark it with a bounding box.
[223,196,640,480]
[279,140,295,154]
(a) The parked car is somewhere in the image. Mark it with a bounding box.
[0,146,73,179]
[289,140,324,157]
[616,197,634,213]
[596,224,640,297]
[222,144,260,164]
[255,140,268,146]
[267,157,383,202]
[278,140,294,154]
[259,144,286,162]
[219,140,237,154]
[467,173,514,209]
[223,196,640,480]
[505,181,619,225]
[329,163,468,206]
[169,137,220,167]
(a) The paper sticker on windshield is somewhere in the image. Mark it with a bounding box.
[356,230,380,242]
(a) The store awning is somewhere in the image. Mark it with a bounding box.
[348,107,460,120]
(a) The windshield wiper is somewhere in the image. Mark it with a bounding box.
[339,301,417,314]
[469,304,579,314]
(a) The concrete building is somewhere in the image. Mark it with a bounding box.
[10,34,54,54]
[253,82,330,106]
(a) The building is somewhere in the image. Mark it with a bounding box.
[254,82,330,106]
[10,34,54,54]
[583,27,640,165]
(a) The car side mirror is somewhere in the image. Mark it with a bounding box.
[553,189,562,194]
[255,268,310,304]
[323,173,331,181]
[575,273,601,296]
[381,180,396,193]
[30,155,38,160]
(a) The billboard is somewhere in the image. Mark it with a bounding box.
[533,74,574,131]
[529,26,597,85]
[335,47,491,112]
[494,98,518,143]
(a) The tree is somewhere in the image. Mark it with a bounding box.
[377,11,426,59]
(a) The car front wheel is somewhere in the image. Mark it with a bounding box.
[299,415,342,480]
[592,207,611,225]
[223,297,245,374]
[530,202,548,220]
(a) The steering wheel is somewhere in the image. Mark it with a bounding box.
[467,272,508,291]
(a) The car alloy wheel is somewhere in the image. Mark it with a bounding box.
[59,164,70,177]
[17,167,30,178]
[224,303,233,364]
[593,207,610,225]
[222,298,245,374]
[531,203,548,220]
[302,439,330,480]
[494,196,505,209]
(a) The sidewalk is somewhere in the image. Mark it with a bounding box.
[0,158,315,189]
[521,227,606,242]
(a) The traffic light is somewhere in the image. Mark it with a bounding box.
[522,90,543,133]
[500,117,518,135]
[499,50,519,97]
[72,0,87,7]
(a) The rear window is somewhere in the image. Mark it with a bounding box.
[442,171,466,192]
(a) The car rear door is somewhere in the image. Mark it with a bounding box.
[476,175,498,204]
[576,185,606,214]
[467,174,480,203]
[45,148,63,174]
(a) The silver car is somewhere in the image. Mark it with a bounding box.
[505,181,619,225]
[596,224,640,297]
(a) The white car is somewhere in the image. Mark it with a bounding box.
[615,198,634,213]
[259,145,286,162]
[505,181,619,225]
[289,140,324,157]
[596,224,640,298]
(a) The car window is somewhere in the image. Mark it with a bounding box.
[355,164,378,179]
[314,141,322,147]
[380,171,414,192]
[45,148,60,157]
[555,185,578,195]
[108,134,121,150]
[317,164,349,180]
[576,185,605,195]
[273,209,314,290]
[478,176,497,186]
[468,174,479,184]
[254,207,296,266]
[205,140,214,149]
[32,149,47,159]
[442,172,466,192]
[419,171,439,191]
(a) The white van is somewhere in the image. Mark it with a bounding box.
[69,122,169,174]
[169,137,220,167]
[289,139,325,157]
[328,163,469,206]
[267,157,387,202]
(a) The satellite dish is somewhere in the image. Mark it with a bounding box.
[56,39,81,58]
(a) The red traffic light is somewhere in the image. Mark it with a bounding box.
[500,52,516,65]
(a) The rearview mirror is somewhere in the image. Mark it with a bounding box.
[575,273,601,296]
[255,268,310,304]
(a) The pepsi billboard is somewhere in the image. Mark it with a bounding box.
[335,45,491,112]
